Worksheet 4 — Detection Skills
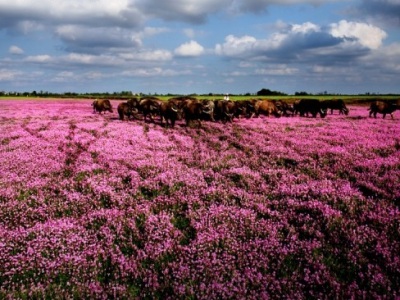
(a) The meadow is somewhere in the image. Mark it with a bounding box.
[0,99,399,299]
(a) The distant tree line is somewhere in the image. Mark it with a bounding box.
[0,89,398,98]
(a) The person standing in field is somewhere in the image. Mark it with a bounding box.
[223,93,230,101]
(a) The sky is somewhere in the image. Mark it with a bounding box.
[0,0,400,95]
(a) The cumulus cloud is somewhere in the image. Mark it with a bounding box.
[174,41,205,57]
[215,21,386,64]
[330,20,387,49]
[215,35,258,57]
[9,46,24,55]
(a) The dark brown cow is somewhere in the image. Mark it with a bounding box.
[127,97,140,110]
[182,100,208,127]
[138,97,162,123]
[117,102,137,120]
[92,99,113,114]
[159,101,182,128]
[254,100,281,118]
[234,100,256,119]
[274,100,294,117]
[369,101,399,119]
[323,99,349,115]
[214,100,237,123]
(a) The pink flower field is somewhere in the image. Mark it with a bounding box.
[0,99,399,299]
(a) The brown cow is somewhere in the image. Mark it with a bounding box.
[369,101,399,119]
[117,102,137,120]
[92,99,113,114]
[254,100,281,118]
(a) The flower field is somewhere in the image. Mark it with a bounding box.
[0,99,399,299]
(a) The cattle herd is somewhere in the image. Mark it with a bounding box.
[91,97,399,127]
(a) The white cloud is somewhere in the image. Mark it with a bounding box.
[122,67,192,77]
[215,35,258,56]
[291,22,320,33]
[119,50,173,61]
[9,46,24,55]
[174,40,205,57]
[330,20,387,49]
[24,55,53,63]
[0,69,22,81]
[255,65,298,75]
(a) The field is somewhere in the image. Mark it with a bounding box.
[0,99,399,299]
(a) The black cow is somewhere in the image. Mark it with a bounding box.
[296,99,327,118]
[160,101,182,128]
[323,99,349,115]
[369,101,399,119]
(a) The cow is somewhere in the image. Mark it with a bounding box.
[138,97,162,123]
[234,100,256,119]
[254,100,281,118]
[200,99,215,121]
[182,100,209,127]
[159,101,182,128]
[292,99,301,116]
[92,99,113,114]
[117,102,138,121]
[127,97,140,110]
[295,99,327,118]
[323,99,349,115]
[214,100,237,123]
[274,100,294,117]
[369,101,399,119]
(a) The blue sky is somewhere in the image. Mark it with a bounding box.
[0,0,399,95]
